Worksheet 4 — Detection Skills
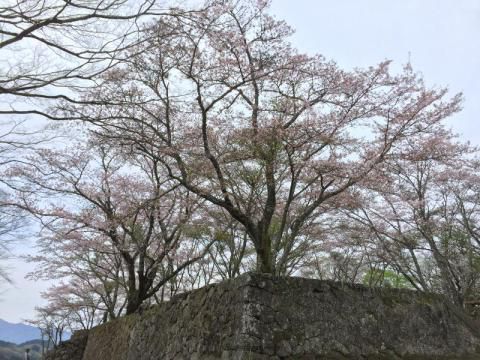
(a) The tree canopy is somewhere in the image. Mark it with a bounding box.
[1,0,479,333]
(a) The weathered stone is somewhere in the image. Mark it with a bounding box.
[44,273,480,359]
[44,329,88,360]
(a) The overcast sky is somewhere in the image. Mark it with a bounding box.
[270,0,480,143]
[1,0,480,324]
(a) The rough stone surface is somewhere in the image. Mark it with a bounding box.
[44,329,88,360]
[45,273,480,359]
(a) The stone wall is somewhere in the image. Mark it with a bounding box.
[44,330,88,360]
[45,273,480,359]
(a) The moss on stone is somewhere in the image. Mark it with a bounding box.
[46,273,480,360]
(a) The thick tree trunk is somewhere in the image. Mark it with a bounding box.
[123,254,144,315]
[126,290,141,315]
[256,235,273,274]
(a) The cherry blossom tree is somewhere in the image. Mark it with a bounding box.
[0,120,39,283]
[64,0,463,274]
[10,140,215,314]
[36,282,106,330]
[28,306,68,351]
[0,0,205,285]
[0,187,25,282]
[204,213,254,280]
[342,130,480,306]
[27,235,128,321]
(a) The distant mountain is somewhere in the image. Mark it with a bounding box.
[0,339,43,360]
[0,319,41,344]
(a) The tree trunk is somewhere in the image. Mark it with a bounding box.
[256,235,273,274]
[126,291,141,315]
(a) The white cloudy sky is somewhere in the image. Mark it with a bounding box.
[1,0,479,323]
[270,0,480,143]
